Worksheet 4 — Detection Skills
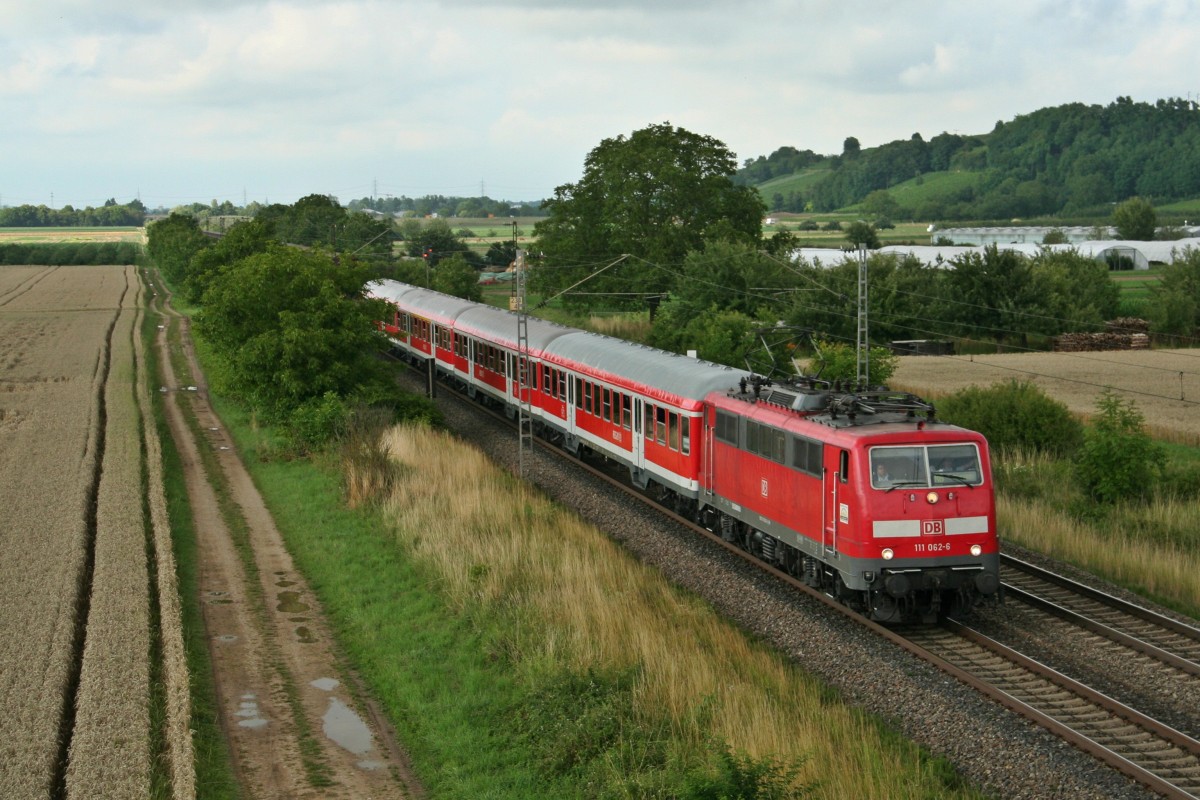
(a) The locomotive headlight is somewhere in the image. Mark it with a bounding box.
[970,544,983,557]
[926,492,939,504]
[881,548,894,560]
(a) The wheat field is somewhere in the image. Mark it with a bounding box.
[892,348,1200,443]
[0,264,192,798]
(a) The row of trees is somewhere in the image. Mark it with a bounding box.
[0,242,141,265]
[347,194,545,219]
[0,199,146,227]
[146,202,431,449]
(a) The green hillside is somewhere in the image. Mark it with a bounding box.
[741,96,1200,221]
[755,167,833,208]
[878,170,981,208]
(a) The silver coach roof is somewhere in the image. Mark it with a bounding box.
[369,279,575,351]
[544,332,750,405]
[454,305,578,353]
[369,279,750,405]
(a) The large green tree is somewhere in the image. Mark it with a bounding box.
[533,123,765,308]
[1148,247,1200,336]
[196,245,389,416]
[405,218,471,266]
[1111,196,1158,240]
[431,253,482,301]
[182,218,274,303]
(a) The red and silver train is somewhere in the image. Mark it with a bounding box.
[368,279,1001,622]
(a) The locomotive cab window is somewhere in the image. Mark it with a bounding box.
[928,444,982,486]
[871,444,982,489]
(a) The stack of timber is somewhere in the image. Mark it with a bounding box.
[1054,318,1150,351]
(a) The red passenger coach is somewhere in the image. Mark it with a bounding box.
[368,280,1001,623]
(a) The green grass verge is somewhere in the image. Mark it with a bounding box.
[206,400,558,797]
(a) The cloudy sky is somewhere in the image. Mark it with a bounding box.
[3,0,1198,210]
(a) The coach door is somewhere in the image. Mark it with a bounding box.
[823,448,849,556]
[632,398,646,472]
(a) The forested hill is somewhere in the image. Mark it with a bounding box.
[737,96,1200,220]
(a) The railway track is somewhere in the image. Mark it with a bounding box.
[999,553,1200,676]
[905,621,1200,800]
[397,357,1199,798]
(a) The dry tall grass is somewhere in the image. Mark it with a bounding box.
[1000,496,1200,609]
[995,450,1200,612]
[379,425,974,798]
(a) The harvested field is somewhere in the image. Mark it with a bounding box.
[892,348,1200,443]
[0,228,144,244]
[0,265,191,798]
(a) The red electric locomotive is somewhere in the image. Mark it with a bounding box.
[700,377,1000,623]
[368,279,1001,623]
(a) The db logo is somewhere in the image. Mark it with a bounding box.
[760,479,769,498]
[921,520,945,536]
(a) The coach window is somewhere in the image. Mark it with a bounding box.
[621,393,632,429]
[584,381,593,414]
[668,412,680,450]
[413,318,430,342]
[655,407,667,445]
[575,378,583,408]
[602,388,612,422]
[680,417,691,454]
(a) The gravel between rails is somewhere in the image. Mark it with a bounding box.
[411,372,1160,800]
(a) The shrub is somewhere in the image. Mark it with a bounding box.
[809,340,897,386]
[1073,391,1165,504]
[287,392,349,451]
[683,743,811,800]
[936,380,1082,457]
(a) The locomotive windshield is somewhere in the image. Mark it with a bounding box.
[870,444,982,490]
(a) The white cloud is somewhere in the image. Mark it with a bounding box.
[2,0,1198,208]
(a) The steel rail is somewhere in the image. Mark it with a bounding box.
[1001,553,1200,641]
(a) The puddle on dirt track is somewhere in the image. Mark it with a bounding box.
[276,590,309,614]
[236,693,268,729]
[310,678,384,770]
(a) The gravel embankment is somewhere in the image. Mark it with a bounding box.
[414,374,1160,800]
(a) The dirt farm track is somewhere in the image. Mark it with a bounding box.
[892,348,1200,443]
